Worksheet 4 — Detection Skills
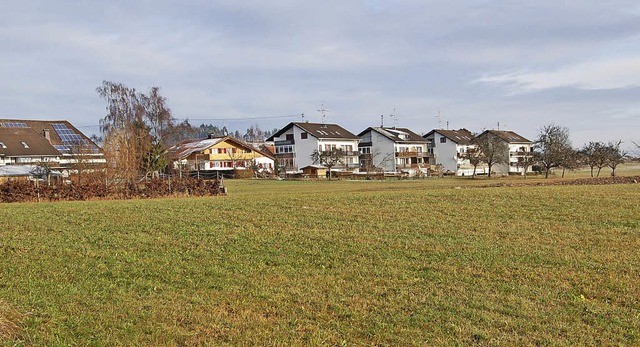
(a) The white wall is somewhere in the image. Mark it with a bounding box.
[427,132,458,173]
[369,131,395,172]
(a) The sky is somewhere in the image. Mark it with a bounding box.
[2,1,640,150]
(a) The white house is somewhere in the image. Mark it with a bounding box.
[423,129,484,176]
[357,126,430,174]
[477,130,533,175]
[266,122,360,173]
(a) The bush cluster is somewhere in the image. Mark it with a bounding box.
[0,178,225,203]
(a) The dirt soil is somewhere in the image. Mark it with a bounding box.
[479,175,640,188]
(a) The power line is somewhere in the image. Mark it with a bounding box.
[73,113,301,129]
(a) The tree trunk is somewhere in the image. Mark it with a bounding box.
[487,163,492,177]
[561,168,566,178]
[545,167,550,179]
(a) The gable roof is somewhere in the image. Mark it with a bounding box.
[167,136,275,160]
[267,122,359,141]
[479,130,531,143]
[0,127,61,157]
[358,127,427,144]
[424,129,475,145]
[0,119,101,155]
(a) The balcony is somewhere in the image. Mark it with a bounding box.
[275,153,295,159]
[275,140,295,146]
[396,151,428,158]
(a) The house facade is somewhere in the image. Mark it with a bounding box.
[423,129,484,176]
[169,135,274,174]
[266,122,360,173]
[477,130,533,175]
[0,119,105,172]
[358,127,430,174]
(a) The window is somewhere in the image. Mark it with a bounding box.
[286,134,294,141]
[0,142,6,149]
[21,141,29,149]
[440,137,446,143]
[301,132,308,139]
[275,145,294,154]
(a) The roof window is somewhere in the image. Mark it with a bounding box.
[0,142,6,148]
[21,141,29,149]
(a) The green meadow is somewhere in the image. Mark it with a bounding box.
[1,176,639,346]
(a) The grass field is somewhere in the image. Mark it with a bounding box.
[1,173,639,345]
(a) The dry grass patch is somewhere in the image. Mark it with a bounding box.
[0,300,23,342]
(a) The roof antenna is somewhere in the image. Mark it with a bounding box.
[380,115,384,127]
[301,113,305,122]
[497,121,500,130]
[436,110,442,129]
[390,107,398,129]
[317,104,328,124]
[446,121,449,130]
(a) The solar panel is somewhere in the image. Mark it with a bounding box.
[0,122,28,128]
[52,123,100,153]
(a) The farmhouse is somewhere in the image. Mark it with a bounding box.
[0,119,105,179]
[358,126,430,175]
[267,122,360,173]
[476,130,533,175]
[168,135,274,176]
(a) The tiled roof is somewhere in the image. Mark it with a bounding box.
[167,136,275,160]
[359,127,427,144]
[0,119,101,154]
[0,127,61,157]
[267,122,359,141]
[480,130,531,143]
[425,129,475,145]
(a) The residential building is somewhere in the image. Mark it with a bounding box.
[266,122,360,173]
[168,135,274,174]
[357,126,430,174]
[476,130,533,175]
[0,119,104,171]
[423,129,483,175]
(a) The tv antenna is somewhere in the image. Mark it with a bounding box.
[390,107,398,128]
[317,104,328,124]
[436,110,443,129]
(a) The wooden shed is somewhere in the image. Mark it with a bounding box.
[301,165,327,178]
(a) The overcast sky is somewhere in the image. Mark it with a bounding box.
[2,1,639,148]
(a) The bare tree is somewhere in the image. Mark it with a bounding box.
[311,148,345,180]
[533,124,573,178]
[461,147,483,178]
[474,133,508,177]
[97,81,179,181]
[558,147,581,178]
[605,140,627,176]
[516,153,536,179]
[579,142,608,177]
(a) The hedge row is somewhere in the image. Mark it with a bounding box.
[0,178,225,203]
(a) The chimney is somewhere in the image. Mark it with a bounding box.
[43,128,51,142]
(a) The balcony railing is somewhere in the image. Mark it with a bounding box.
[274,140,295,146]
[275,153,295,159]
[396,151,428,158]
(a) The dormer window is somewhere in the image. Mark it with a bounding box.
[21,141,29,149]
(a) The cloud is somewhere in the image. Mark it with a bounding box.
[475,52,640,93]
